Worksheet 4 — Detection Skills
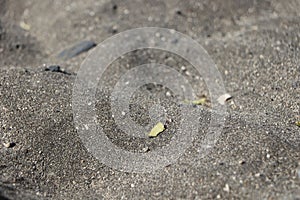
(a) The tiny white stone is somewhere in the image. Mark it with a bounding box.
[223,184,230,192]
[238,160,245,165]
[121,111,126,116]
[112,25,118,31]
[89,11,95,17]
[142,147,149,152]
[124,9,129,15]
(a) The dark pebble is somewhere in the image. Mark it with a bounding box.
[176,10,182,15]
[239,161,246,165]
[45,65,71,75]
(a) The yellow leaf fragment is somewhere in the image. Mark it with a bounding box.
[182,99,190,104]
[296,121,300,127]
[191,98,207,105]
[148,122,165,137]
[182,97,207,105]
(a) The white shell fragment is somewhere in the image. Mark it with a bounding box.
[217,93,232,105]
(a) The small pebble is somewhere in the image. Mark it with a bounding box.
[166,91,171,97]
[223,184,230,192]
[112,4,118,10]
[170,29,176,34]
[112,25,118,34]
[3,142,16,148]
[176,10,182,15]
[142,147,150,152]
[217,93,232,105]
[239,160,246,165]
[167,118,172,123]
